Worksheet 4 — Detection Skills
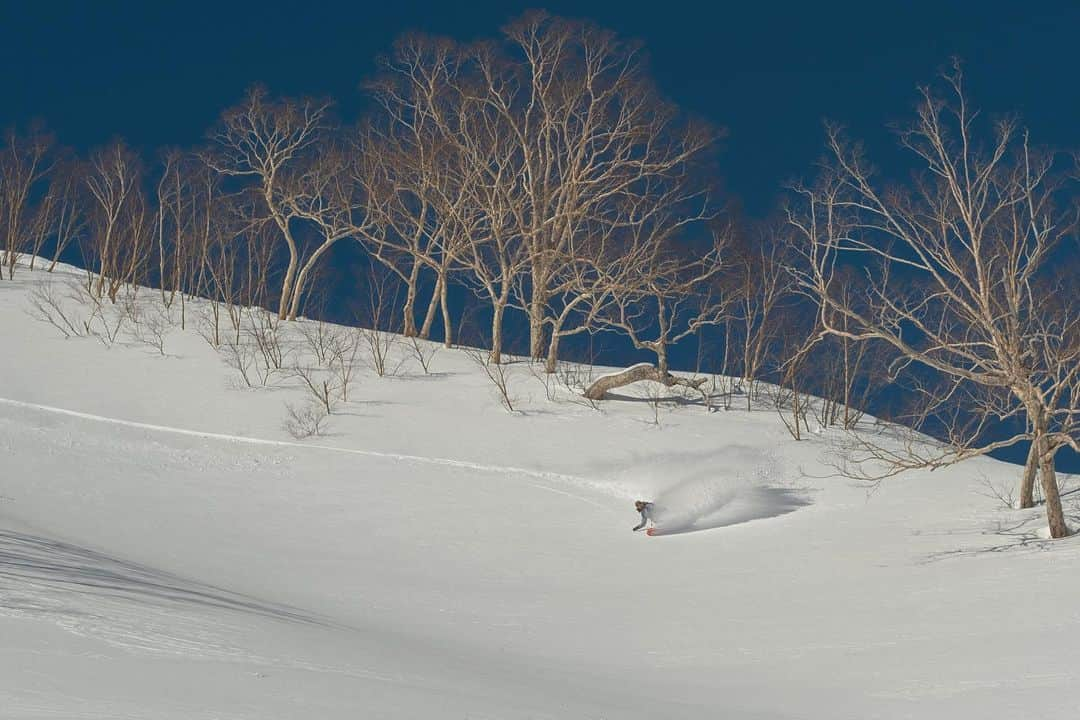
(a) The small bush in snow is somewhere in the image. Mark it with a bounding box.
[407,336,438,375]
[27,280,90,338]
[282,401,328,439]
[465,348,518,413]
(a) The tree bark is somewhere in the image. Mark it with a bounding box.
[583,363,706,401]
[1039,440,1069,539]
[1019,439,1039,509]
[419,273,441,340]
[439,272,452,348]
[277,253,297,320]
[490,301,507,365]
[400,260,420,337]
[528,295,546,359]
[544,332,561,374]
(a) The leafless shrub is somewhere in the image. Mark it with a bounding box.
[74,283,126,347]
[299,319,337,366]
[361,326,403,377]
[641,381,666,427]
[976,473,1020,510]
[555,359,593,395]
[772,382,812,441]
[124,297,174,355]
[353,262,406,377]
[327,327,363,402]
[465,347,518,413]
[27,280,89,338]
[283,400,328,439]
[407,336,438,375]
[289,363,341,415]
[221,335,258,388]
[197,306,223,348]
[528,361,560,402]
[709,374,737,412]
[557,360,604,412]
[244,309,291,380]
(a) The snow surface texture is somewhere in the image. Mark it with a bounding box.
[2,262,1080,719]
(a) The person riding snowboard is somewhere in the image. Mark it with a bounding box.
[632,500,655,532]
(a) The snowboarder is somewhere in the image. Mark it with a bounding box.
[632,500,654,532]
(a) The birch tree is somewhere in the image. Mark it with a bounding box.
[0,125,54,278]
[206,87,332,320]
[789,64,1079,538]
[583,228,727,401]
[84,142,152,301]
[476,12,716,360]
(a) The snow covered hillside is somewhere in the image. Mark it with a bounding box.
[2,264,1080,719]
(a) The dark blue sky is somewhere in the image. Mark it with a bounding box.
[3,1,1079,215]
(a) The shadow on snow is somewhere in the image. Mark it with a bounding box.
[0,529,331,626]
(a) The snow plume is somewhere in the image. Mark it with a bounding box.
[626,445,809,535]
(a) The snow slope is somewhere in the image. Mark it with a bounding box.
[2,264,1080,719]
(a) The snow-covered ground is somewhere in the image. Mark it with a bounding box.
[2,263,1080,719]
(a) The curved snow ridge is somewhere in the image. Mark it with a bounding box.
[0,397,609,506]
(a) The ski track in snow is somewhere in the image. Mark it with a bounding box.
[0,396,612,509]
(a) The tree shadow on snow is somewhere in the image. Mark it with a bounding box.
[0,529,332,626]
[602,391,704,408]
[919,485,1080,563]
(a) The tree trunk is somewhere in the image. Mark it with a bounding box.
[490,301,506,365]
[528,296,546,359]
[277,254,298,320]
[583,362,706,401]
[419,273,441,340]
[528,260,549,359]
[544,332,561,374]
[1019,440,1039,509]
[401,261,420,337]
[1032,427,1067,535]
[791,384,803,441]
[1040,445,1069,539]
[287,265,314,320]
[439,273,452,348]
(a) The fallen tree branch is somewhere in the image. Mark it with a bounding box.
[583,362,708,401]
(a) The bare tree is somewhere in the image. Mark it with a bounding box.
[770,317,822,441]
[44,159,88,272]
[83,142,152,302]
[206,87,333,320]
[459,13,719,361]
[789,63,1079,537]
[584,231,727,402]
[361,41,478,343]
[486,14,718,360]
[282,138,366,320]
[0,125,54,278]
[154,151,224,327]
[355,262,404,377]
[727,223,797,409]
[327,326,363,402]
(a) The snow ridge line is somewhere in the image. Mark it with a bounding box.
[0,397,609,507]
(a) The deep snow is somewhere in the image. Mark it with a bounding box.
[2,263,1080,719]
